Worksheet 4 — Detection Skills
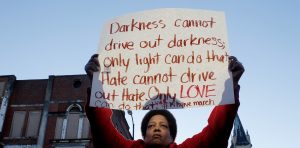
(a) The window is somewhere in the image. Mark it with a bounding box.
[54,104,90,139]
[10,111,26,137]
[81,117,90,138]
[73,79,82,88]
[66,113,80,139]
[10,111,42,138]
[55,117,64,139]
[26,111,41,137]
[0,82,5,97]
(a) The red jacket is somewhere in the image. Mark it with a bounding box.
[86,86,240,148]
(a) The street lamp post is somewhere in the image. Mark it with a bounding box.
[127,110,134,140]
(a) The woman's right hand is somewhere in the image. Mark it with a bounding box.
[85,54,100,82]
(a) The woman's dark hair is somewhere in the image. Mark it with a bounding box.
[141,109,177,141]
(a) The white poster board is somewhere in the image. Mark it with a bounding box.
[90,8,234,110]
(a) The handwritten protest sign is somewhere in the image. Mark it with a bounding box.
[90,8,235,110]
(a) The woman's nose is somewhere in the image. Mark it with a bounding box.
[154,126,161,132]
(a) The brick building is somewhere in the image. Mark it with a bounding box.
[0,75,132,148]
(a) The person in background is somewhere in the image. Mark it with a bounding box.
[85,54,244,148]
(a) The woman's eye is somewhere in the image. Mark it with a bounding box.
[147,125,154,128]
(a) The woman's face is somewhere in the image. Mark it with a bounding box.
[144,115,173,147]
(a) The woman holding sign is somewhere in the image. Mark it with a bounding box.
[85,54,244,148]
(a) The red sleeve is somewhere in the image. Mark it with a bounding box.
[85,88,134,147]
[178,86,240,148]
